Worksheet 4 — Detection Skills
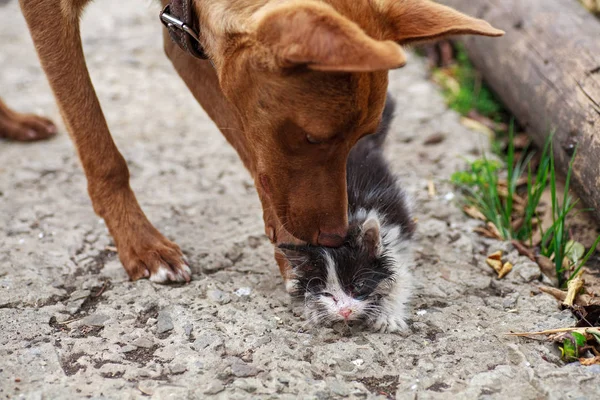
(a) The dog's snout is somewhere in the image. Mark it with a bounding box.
[317,227,347,247]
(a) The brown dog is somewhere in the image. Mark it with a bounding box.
[14,0,502,283]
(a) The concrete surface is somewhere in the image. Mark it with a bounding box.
[1,0,599,399]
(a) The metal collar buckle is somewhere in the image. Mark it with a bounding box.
[160,4,209,60]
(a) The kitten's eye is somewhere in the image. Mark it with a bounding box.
[320,292,338,302]
[354,294,368,301]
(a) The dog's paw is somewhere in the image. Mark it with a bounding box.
[372,313,408,333]
[117,233,192,284]
[0,111,57,142]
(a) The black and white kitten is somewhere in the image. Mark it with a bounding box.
[280,95,415,333]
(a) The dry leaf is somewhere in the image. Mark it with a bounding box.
[485,251,512,278]
[463,205,486,221]
[540,286,567,302]
[487,222,503,240]
[513,133,531,150]
[460,117,495,139]
[508,327,600,337]
[562,256,571,272]
[512,193,527,205]
[487,258,503,273]
[511,217,525,232]
[432,69,460,94]
[466,110,508,132]
[486,251,503,273]
[474,227,498,239]
[580,357,600,366]
[512,202,526,215]
[511,240,535,261]
[496,186,509,199]
[423,133,446,146]
[564,272,585,307]
[498,262,513,279]
[536,255,556,280]
[427,180,436,197]
[580,0,600,13]
[540,286,600,307]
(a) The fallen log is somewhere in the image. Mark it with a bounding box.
[439,0,600,221]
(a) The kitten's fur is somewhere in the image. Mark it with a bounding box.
[280,95,415,332]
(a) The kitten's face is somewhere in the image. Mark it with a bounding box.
[280,219,395,325]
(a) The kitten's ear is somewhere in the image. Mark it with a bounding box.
[362,218,382,257]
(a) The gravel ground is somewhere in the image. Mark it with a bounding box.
[2,1,600,399]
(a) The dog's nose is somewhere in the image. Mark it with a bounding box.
[317,229,345,247]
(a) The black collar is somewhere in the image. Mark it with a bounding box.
[160,0,210,61]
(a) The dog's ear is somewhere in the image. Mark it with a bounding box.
[254,2,406,72]
[377,0,504,45]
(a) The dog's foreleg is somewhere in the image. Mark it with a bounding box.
[20,0,190,282]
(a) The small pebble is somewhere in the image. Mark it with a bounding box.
[351,359,364,367]
[207,289,231,305]
[231,360,259,377]
[204,381,225,395]
[156,311,174,334]
[132,337,154,349]
[234,287,251,297]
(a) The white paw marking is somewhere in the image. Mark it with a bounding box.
[372,314,408,333]
[150,266,170,283]
[149,264,191,283]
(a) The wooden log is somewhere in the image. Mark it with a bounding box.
[439,0,600,221]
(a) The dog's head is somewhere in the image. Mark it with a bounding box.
[209,0,503,246]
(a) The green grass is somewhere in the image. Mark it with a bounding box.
[538,145,600,286]
[452,128,599,287]
[431,41,599,288]
[438,43,504,120]
[431,43,510,156]
[451,123,541,242]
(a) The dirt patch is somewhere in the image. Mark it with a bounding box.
[101,371,124,379]
[123,345,159,366]
[135,304,159,328]
[61,352,86,376]
[427,382,451,392]
[73,325,104,338]
[71,282,111,318]
[357,375,399,399]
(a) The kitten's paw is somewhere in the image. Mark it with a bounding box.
[372,314,408,333]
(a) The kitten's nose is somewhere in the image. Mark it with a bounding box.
[339,308,352,320]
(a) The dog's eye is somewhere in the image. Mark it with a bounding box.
[306,135,322,145]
